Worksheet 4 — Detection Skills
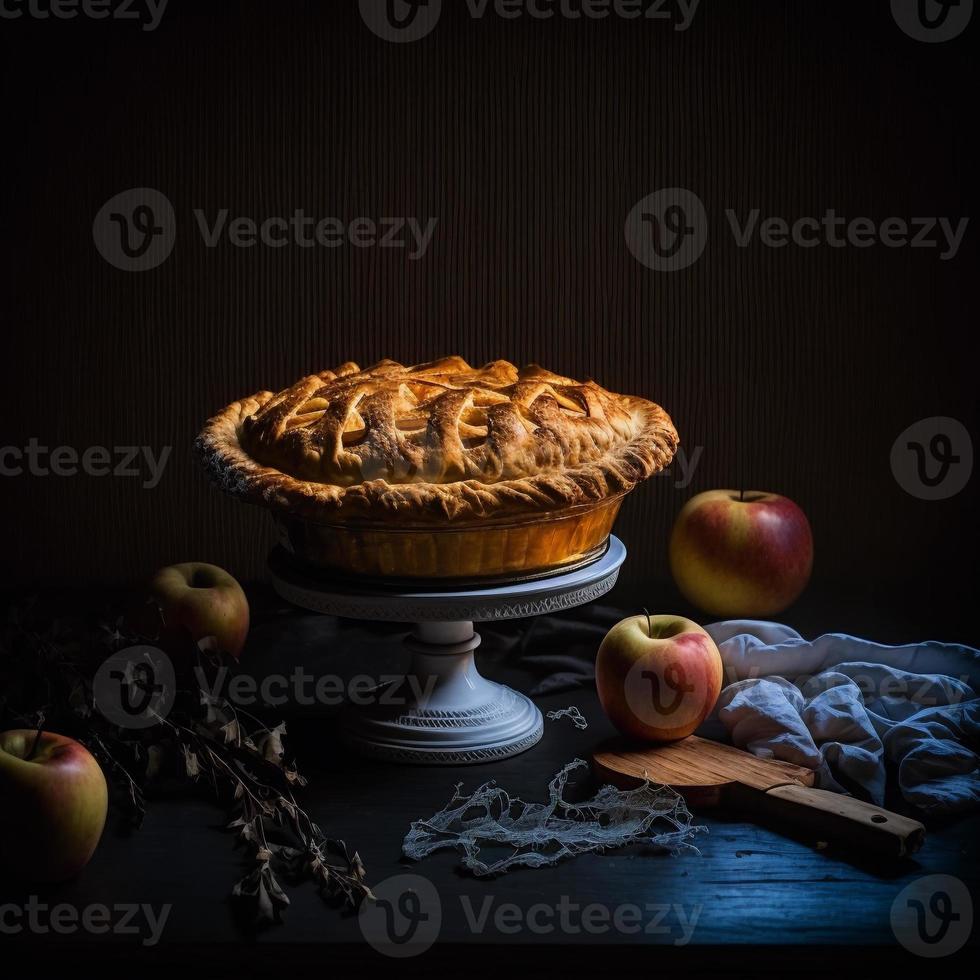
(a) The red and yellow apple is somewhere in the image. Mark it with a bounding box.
[596,614,723,743]
[149,562,250,659]
[669,490,813,618]
[0,730,109,882]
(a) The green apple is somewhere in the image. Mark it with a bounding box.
[149,562,250,659]
[0,730,109,882]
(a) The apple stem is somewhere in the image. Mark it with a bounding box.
[26,717,45,761]
[740,488,745,502]
[642,607,653,638]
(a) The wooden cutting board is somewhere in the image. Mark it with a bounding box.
[592,735,925,859]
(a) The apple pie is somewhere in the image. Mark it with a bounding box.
[196,357,678,581]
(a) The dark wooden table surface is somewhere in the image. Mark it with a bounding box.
[2,589,977,973]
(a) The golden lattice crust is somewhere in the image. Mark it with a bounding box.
[196,357,678,524]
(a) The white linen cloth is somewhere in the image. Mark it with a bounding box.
[703,621,980,815]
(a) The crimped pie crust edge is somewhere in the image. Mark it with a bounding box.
[195,373,679,525]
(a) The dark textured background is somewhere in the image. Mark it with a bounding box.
[1,1,976,637]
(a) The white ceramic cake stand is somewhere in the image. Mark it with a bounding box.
[268,537,626,765]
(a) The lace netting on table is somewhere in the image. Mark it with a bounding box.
[403,759,705,876]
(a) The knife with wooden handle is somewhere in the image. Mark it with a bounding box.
[592,735,925,858]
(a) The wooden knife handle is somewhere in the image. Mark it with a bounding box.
[729,781,926,858]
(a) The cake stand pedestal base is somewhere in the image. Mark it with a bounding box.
[269,536,626,765]
[341,620,543,764]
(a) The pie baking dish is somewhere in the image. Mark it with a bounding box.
[196,357,678,581]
